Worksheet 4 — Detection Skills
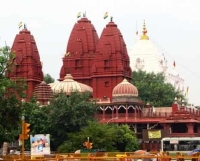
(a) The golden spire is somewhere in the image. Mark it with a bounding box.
[140,20,149,40]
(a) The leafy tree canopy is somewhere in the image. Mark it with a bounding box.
[0,46,27,145]
[44,73,55,84]
[132,70,184,107]
[57,121,139,152]
[23,92,97,151]
[21,97,51,150]
[21,92,139,152]
[0,46,16,77]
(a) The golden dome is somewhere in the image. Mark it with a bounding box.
[140,20,149,40]
[49,74,93,95]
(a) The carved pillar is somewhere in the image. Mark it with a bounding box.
[116,106,119,118]
[136,106,138,118]
[134,107,136,119]
[134,124,137,133]
[187,123,194,134]
[111,108,114,118]
[125,105,128,119]
[102,107,105,120]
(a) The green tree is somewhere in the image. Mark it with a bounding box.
[21,97,51,150]
[47,92,97,151]
[57,121,139,152]
[22,97,51,135]
[0,46,15,77]
[0,46,27,145]
[44,73,55,84]
[115,124,139,152]
[132,70,184,107]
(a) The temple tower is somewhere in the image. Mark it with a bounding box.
[91,18,132,101]
[59,16,99,87]
[129,20,167,73]
[8,25,43,100]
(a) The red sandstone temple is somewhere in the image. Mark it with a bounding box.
[7,17,200,150]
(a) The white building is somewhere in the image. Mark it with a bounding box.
[129,20,185,93]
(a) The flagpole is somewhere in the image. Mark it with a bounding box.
[136,21,137,34]
[134,21,139,42]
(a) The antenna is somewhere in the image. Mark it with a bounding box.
[110,16,113,22]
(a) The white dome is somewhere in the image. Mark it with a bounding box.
[129,39,164,73]
[49,74,93,95]
[129,21,165,74]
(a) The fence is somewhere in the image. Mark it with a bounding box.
[1,152,200,161]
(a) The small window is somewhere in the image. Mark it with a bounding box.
[75,60,81,67]
[105,81,109,87]
[104,60,109,67]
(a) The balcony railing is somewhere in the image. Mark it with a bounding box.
[96,109,200,123]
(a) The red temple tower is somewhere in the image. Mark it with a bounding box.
[8,25,43,100]
[91,18,132,100]
[59,15,99,87]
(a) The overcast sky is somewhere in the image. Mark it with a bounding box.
[1,0,200,105]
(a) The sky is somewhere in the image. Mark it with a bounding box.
[0,0,200,105]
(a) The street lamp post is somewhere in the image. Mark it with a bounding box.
[20,116,30,160]
[21,116,25,160]
[107,117,118,124]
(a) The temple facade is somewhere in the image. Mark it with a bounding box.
[59,16,132,102]
[7,16,199,150]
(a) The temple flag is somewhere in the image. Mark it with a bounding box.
[173,61,176,68]
[186,86,189,95]
[18,22,23,29]
[77,12,81,18]
[148,130,161,139]
[135,21,138,35]
[65,52,70,57]
[104,12,108,19]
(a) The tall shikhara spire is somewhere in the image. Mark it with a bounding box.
[8,27,43,100]
[59,16,99,87]
[140,20,149,40]
[91,20,132,100]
